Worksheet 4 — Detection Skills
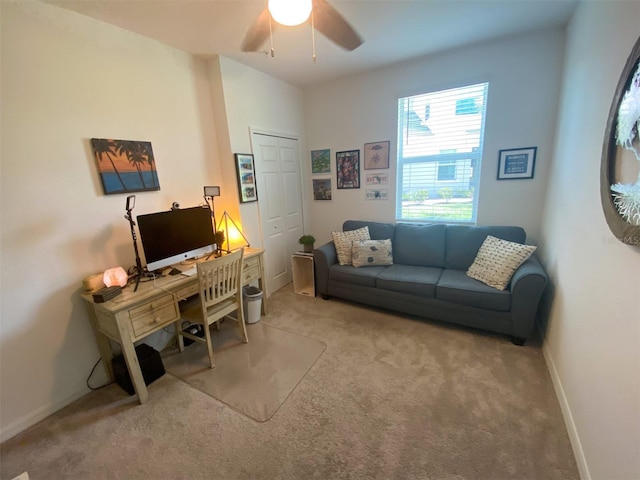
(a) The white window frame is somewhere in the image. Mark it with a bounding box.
[396,83,488,224]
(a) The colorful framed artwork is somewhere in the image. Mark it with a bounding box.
[363,141,390,170]
[312,178,332,200]
[336,150,360,189]
[91,138,161,195]
[497,147,537,180]
[311,149,331,174]
[234,153,258,203]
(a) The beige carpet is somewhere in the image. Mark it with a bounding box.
[0,284,579,480]
[161,321,326,422]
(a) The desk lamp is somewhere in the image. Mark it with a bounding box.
[217,211,250,254]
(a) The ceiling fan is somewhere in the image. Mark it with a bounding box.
[241,0,364,56]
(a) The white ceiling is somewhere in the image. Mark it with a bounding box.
[47,0,579,87]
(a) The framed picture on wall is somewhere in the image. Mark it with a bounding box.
[91,138,161,195]
[365,189,388,201]
[336,150,360,189]
[312,178,332,200]
[365,172,388,185]
[363,141,390,170]
[234,153,258,203]
[311,149,331,174]
[497,147,537,180]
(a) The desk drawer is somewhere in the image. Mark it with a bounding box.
[128,294,179,337]
[243,256,260,284]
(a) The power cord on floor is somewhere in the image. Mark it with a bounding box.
[86,357,114,391]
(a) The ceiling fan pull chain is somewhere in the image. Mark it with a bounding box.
[311,8,317,63]
[269,14,275,57]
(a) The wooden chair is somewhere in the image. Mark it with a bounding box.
[176,249,248,368]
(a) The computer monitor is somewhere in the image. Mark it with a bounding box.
[137,206,215,272]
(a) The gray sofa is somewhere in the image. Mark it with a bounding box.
[314,220,547,345]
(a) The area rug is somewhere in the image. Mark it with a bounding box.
[161,320,326,422]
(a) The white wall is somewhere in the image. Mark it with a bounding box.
[540,2,640,479]
[3,4,638,476]
[208,56,308,249]
[0,1,223,441]
[304,28,565,245]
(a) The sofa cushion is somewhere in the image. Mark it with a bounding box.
[466,235,537,290]
[377,264,442,298]
[445,225,526,270]
[343,220,395,241]
[436,269,511,312]
[352,239,393,267]
[332,227,370,265]
[393,223,446,267]
[329,264,387,287]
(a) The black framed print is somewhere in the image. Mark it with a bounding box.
[336,150,360,189]
[234,153,258,203]
[497,147,537,180]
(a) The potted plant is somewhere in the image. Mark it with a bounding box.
[298,234,316,253]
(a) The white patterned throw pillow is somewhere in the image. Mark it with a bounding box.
[332,227,370,265]
[351,239,393,267]
[467,235,537,290]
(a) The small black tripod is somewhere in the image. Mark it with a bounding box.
[124,195,145,292]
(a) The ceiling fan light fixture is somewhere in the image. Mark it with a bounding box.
[268,0,312,26]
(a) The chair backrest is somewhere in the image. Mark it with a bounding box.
[196,249,244,310]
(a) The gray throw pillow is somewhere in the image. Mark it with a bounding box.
[351,239,393,267]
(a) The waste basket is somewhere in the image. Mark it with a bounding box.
[243,286,263,324]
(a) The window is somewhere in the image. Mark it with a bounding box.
[437,162,456,181]
[396,83,488,223]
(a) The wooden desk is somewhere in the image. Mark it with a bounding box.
[82,248,266,404]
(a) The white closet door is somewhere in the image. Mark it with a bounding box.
[251,132,303,294]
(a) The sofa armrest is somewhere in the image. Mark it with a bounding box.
[314,241,337,296]
[510,254,548,340]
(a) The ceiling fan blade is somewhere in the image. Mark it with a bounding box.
[312,0,363,51]
[241,8,273,52]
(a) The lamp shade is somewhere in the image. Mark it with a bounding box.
[268,0,312,26]
[217,211,250,252]
[225,222,246,250]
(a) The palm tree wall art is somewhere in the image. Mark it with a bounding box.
[91,138,161,194]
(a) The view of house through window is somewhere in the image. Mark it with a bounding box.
[396,82,489,223]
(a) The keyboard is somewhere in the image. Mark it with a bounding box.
[181,266,197,277]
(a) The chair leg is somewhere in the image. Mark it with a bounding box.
[237,306,249,343]
[203,322,215,368]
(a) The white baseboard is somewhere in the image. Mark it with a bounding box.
[0,388,89,443]
[541,338,591,480]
